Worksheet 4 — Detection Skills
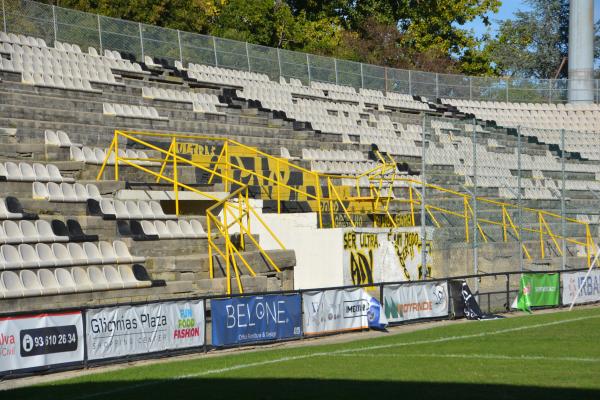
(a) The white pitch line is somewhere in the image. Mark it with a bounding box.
[70,313,600,400]
[332,353,600,363]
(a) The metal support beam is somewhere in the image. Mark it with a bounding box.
[420,115,427,280]
[561,129,566,269]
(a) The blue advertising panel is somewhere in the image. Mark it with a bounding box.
[211,294,302,346]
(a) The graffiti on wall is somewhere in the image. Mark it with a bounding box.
[342,228,433,286]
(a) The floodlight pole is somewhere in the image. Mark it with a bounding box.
[561,129,566,270]
[420,114,427,280]
[517,126,523,272]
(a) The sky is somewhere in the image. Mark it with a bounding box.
[463,0,600,38]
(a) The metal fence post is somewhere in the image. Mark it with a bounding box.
[420,114,427,280]
[561,129,566,270]
[435,73,439,98]
[276,48,282,80]
[517,125,523,271]
[408,70,412,96]
[469,77,473,100]
[52,5,57,44]
[177,30,183,64]
[245,41,250,71]
[506,82,509,102]
[472,120,478,298]
[306,53,311,84]
[360,63,364,89]
[138,23,144,61]
[97,14,103,55]
[212,36,218,67]
[548,80,552,103]
[1,0,6,33]
[334,58,339,85]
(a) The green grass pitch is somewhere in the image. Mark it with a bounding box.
[8,307,600,400]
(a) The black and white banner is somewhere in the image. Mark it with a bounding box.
[383,281,448,323]
[0,312,84,374]
[562,270,600,305]
[86,300,205,361]
[302,288,372,335]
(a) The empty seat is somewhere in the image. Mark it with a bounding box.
[125,201,143,219]
[154,220,172,239]
[119,264,149,288]
[1,271,23,297]
[55,268,77,293]
[98,241,118,264]
[67,242,88,265]
[113,240,144,263]
[51,243,74,267]
[166,220,185,238]
[20,270,43,296]
[38,269,60,295]
[83,242,103,265]
[1,245,23,269]
[3,221,24,244]
[71,266,93,292]
[103,265,124,289]
[88,266,109,290]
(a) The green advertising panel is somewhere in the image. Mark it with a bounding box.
[517,273,560,312]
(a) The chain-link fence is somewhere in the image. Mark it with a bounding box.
[3,0,599,103]
[419,115,599,306]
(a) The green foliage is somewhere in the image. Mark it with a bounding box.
[486,0,599,79]
[53,0,502,75]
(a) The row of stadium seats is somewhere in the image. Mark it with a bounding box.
[33,182,102,202]
[0,264,151,298]
[0,240,144,270]
[0,162,72,183]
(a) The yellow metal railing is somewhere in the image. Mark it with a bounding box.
[367,175,595,267]
[96,130,287,294]
[96,130,596,272]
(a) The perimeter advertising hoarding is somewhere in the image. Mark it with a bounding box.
[383,281,449,323]
[211,294,302,346]
[86,300,205,360]
[0,311,84,374]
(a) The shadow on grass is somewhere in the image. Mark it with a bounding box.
[8,378,599,400]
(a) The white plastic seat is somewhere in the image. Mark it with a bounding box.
[166,220,185,238]
[46,182,63,201]
[38,269,60,295]
[60,182,79,202]
[20,269,43,296]
[125,201,144,219]
[113,200,130,219]
[98,241,118,264]
[19,244,47,268]
[190,219,207,237]
[55,268,77,293]
[33,163,52,182]
[113,240,144,263]
[119,265,148,288]
[139,201,155,219]
[48,164,73,182]
[73,183,89,202]
[140,220,159,236]
[4,220,24,244]
[99,199,117,218]
[154,220,173,238]
[1,245,23,269]
[51,243,73,267]
[1,270,23,297]
[86,184,102,200]
[103,265,124,289]
[19,163,36,181]
[37,220,65,242]
[150,201,175,219]
[71,266,93,292]
[35,243,57,268]
[178,220,197,238]
[19,220,40,242]
[67,242,88,265]
[70,146,86,162]
[82,242,103,265]
[45,129,60,146]
[88,266,110,290]
[4,162,22,181]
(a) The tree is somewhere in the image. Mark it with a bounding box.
[487,0,569,79]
